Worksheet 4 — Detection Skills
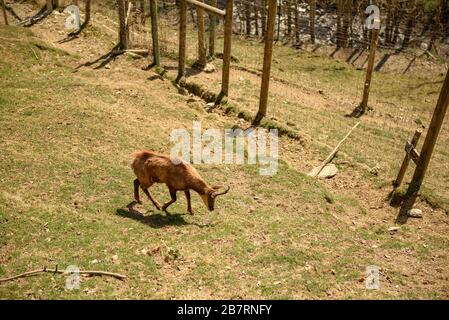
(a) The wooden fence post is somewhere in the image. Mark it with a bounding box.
[208,0,216,58]
[46,0,53,13]
[150,0,160,66]
[177,0,187,82]
[310,0,316,44]
[253,0,277,125]
[393,126,424,188]
[405,69,449,199]
[85,0,91,26]
[140,0,146,26]
[360,29,378,114]
[1,0,8,26]
[216,0,233,104]
[118,0,129,50]
[197,3,207,68]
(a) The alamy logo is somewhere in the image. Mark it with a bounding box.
[366,265,380,290]
[170,122,279,176]
[64,5,81,31]
[65,265,80,290]
[365,5,381,30]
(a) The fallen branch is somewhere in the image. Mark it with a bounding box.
[309,122,360,177]
[116,49,149,54]
[0,266,126,283]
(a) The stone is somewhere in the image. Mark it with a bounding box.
[370,165,381,176]
[203,63,216,73]
[408,208,423,218]
[318,164,338,179]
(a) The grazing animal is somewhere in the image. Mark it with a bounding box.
[131,151,230,214]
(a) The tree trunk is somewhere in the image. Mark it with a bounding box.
[439,0,449,39]
[85,0,91,26]
[1,0,8,25]
[336,0,351,48]
[254,0,259,36]
[208,0,216,57]
[118,0,129,50]
[336,3,342,47]
[309,0,316,44]
[384,0,394,44]
[245,2,251,35]
[402,0,417,48]
[261,0,266,38]
[286,0,292,36]
[294,0,300,45]
[276,0,281,41]
[140,0,145,26]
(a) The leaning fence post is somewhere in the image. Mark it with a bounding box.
[1,0,7,25]
[405,69,449,200]
[253,0,277,125]
[177,0,187,82]
[150,0,160,66]
[197,2,207,68]
[393,126,424,188]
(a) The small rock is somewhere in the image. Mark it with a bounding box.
[408,208,423,218]
[90,259,99,264]
[388,227,400,233]
[369,165,381,176]
[248,206,255,213]
[318,164,338,179]
[112,255,119,262]
[203,63,216,73]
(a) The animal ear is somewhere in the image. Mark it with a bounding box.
[211,186,230,198]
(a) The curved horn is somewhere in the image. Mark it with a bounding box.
[211,186,230,198]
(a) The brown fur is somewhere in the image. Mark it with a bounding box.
[131,151,229,214]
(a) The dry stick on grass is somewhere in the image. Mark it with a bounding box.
[309,122,361,177]
[0,266,126,283]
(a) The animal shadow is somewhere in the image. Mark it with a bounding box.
[116,202,212,228]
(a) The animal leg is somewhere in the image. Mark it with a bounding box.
[162,187,177,212]
[142,187,161,211]
[134,179,142,204]
[185,190,193,215]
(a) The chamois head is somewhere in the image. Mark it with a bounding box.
[201,186,230,211]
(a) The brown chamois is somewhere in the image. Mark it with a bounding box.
[131,151,230,214]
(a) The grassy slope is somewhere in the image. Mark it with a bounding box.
[0,25,448,299]
[162,29,449,211]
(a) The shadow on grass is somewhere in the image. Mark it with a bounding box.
[345,105,365,118]
[116,202,212,229]
[74,44,121,70]
[17,5,49,27]
[388,187,417,225]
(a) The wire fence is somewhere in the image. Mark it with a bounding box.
[145,0,449,73]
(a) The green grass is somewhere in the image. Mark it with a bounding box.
[1,21,449,300]
[163,26,449,212]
